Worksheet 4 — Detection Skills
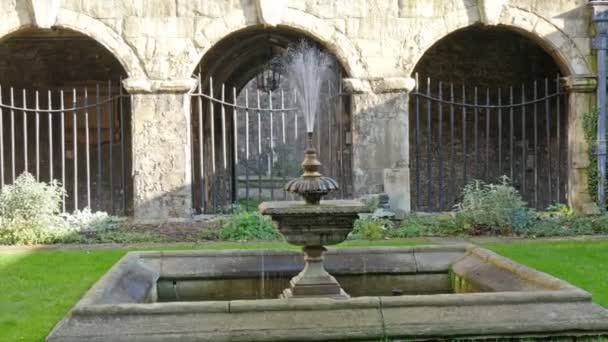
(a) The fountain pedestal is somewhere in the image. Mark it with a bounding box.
[259,200,367,299]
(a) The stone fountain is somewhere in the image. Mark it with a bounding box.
[259,132,368,298]
[259,40,368,299]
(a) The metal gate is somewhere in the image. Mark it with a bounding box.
[410,74,567,211]
[190,75,352,214]
[0,82,131,215]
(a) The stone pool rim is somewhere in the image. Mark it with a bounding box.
[47,245,608,341]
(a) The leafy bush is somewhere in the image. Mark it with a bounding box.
[388,213,467,238]
[219,210,279,241]
[0,173,70,244]
[0,173,127,245]
[546,203,574,217]
[350,216,393,240]
[455,177,531,234]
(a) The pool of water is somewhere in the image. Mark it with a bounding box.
[157,273,452,301]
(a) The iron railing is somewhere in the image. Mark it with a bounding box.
[0,82,131,215]
[190,74,352,214]
[410,74,566,211]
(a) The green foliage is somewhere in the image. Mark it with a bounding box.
[219,210,280,241]
[455,177,531,234]
[388,213,467,238]
[0,173,68,244]
[546,203,574,216]
[350,216,394,240]
[527,214,608,237]
[236,198,263,212]
[0,173,126,245]
[583,108,607,210]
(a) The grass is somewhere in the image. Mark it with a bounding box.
[0,239,426,341]
[0,238,607,341]
[486,239,608,308]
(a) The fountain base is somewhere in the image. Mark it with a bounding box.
[281,246,349,299]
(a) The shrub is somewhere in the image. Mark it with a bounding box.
[0,173,69,244]
[0,173,127,245]
[388,213,467,238]
[219,210,279,241]
[350,216,393,240]
[455,177,530,234]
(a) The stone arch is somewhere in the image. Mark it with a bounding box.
[408,5,591,77]
[191,8,365,78]
[0,8,145,79]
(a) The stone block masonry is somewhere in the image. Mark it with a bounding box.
[0,0,599,219]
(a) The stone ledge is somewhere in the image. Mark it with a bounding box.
[343,77,416,94]
[561,74,597,93]
[122,77,198,94]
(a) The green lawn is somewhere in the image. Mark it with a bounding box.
[486,240,608,308]
[0,239,607,341]
[0,239,425,341]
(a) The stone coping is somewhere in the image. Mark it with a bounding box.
[258,200,369,215]
[46,245,608,341]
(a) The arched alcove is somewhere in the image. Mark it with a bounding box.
[191,26,352,213]
[410,25,567,211]
[0,28,132,215]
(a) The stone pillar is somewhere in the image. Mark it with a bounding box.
[344,77,415,214]
[123,78,197,222]
[562,75,600,214]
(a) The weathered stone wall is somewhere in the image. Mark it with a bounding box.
[0,0,597,218]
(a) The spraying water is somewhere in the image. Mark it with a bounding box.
[280,40,338,133]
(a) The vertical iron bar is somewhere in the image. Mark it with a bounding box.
[327,80,333,184]
[437,82,443,210]
[485,88,490,180]
[337,80,344,197]
[462,84,467,187]
[545,78,552,204]
[533,81,539,208]
[119,80,126,214]
[35,90,40,180]
[96,84,102,210]
[107,81,114,213]
[498,88,502,176]
[521,83,526,197]
[257,90,262,201]
[474,87,478,179]
[556,74,561,201]
[10,87,15,182]
[414,73,420,209]
[221,84,227,170]
[269,90,274,201]
[209,78,216,174]
[197,73,205,212]
[48,90,53,182]
[60,90,66,212]
[23,89,28,174]
[245,88,250,210]
[72,88,78,211]
[509,86,514,181]
[232,87,238,206]
[426,77,432,209]
[281,90,287,200]
[449,83,455,207]
[85,87,91,209]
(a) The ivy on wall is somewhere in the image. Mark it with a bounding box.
[583,108,608,210]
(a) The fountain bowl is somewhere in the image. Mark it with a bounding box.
[258,200,369,246]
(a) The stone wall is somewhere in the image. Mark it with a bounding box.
[0,0,597,219]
